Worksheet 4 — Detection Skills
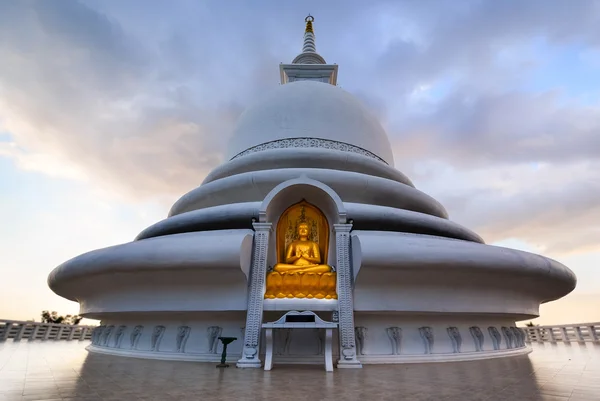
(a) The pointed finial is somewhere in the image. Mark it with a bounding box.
[288,14,327,65]
[301,15,317,54]
[281,14,338,84]
[305,15,314,33]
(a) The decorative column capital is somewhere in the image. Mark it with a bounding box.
[333,223,352,233]
[253,222,273,232]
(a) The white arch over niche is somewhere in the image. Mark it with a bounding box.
[258,175,347,267]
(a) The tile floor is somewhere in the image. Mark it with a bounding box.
[0,341,599,400]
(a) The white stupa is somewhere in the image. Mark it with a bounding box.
[49,16,576,368]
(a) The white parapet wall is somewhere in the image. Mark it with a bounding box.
[523,322,600,343]
[0,319,96,342]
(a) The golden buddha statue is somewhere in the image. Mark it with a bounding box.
[273,223,331,274]
[265,215,337,300]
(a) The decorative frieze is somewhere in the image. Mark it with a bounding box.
[419,326,434,354]
[230,137,387,164]
[130,325,143,350]
[113,325,126,348]
[447,327,462,353]
[151,326,165,352]
[386,327,402,355]
[207,326,222,354]
[469,326,484,352]
[501,326,514,349]
[92,326,104,345]
[354,327,367,355]
[488,327,501,350]
[176,326,191,353]
[511,327,524,347]
[102,325,114,346]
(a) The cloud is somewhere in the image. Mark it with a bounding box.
[0,0,599,255]
[392,89,600,167]
[0,0,246,199]
[414,161,600,255]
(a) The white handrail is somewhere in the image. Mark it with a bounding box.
[0,319,96,342]
[522,322,600,343]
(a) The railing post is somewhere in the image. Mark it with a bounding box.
[79,327,88,341]
[67,326,76,340]
[29,324,40,341]
[588,325,599,341]
[525,328,533,343]
[575,326,585,341]
[14,323,27,341]
[548,327,556,342]
[43,324,52,341]
[535,327,543,343]
[55,326,65,341]
[561,327,570,342]
[1,321,13,341]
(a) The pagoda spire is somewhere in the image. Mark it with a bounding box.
[292,15,326,65]
[280,15,338,85]
[302,15,317,54]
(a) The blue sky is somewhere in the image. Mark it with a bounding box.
[0,0,599,325]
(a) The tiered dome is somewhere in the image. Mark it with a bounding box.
[47,15,576,365]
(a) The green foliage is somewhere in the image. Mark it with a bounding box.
[41,310,82,325]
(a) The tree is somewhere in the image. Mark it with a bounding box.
[41,311,82,325]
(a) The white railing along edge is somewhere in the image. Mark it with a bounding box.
[0,319,96,342]
[522,322,600,343]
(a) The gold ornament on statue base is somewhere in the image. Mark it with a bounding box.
[264,201,337,300]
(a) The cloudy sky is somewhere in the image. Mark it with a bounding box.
[1,0,599,325]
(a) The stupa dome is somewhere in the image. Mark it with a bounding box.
[227,80,395,165]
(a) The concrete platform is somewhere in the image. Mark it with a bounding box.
[0,341,599,400]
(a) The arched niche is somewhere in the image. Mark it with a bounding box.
[259,176,346,268]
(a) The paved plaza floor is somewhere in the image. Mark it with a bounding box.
[0,340,598,401]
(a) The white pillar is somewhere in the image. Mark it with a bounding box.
[561,327,570,342]
[334,223,361,368]
[237,222,272,368]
